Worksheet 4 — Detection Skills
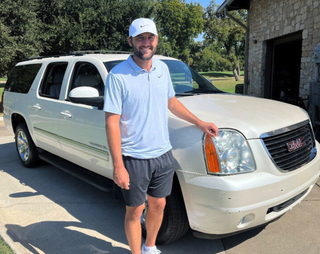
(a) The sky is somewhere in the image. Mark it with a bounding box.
[184,0,225,41]
[185,0,224,8]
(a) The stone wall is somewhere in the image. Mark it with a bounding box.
[247,0,320,98]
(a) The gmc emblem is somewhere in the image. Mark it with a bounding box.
[286,138,306,152]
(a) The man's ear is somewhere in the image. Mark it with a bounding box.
[127,37,133,47]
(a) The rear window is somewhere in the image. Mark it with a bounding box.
[5,64,42,94]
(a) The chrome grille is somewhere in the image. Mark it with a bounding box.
[261,121,316,172]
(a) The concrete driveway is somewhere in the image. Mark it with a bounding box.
[1,117,320,254]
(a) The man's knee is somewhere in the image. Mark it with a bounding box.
[125,204,145,221]
[148,196,166,213]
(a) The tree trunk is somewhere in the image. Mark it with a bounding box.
[237,60,240,77]
[233,67,240,81]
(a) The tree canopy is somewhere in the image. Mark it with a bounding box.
[0,0,246,77]
[203,1,246,80]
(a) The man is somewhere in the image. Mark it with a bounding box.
[104,18,218,254]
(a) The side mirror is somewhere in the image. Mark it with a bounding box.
[69,87,104,109]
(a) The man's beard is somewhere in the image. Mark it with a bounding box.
[132,42,156,61]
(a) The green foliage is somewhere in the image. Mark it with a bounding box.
[0,0,42,76]
[37,0,156,55]
[203,0,246,79]
[191,44,232,72]
[0,0,156,76]
[155,0,204,63]
[0,0,246,76]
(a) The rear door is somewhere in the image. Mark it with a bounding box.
[29,61,68,156]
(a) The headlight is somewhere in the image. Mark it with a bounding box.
[203,129,256,175]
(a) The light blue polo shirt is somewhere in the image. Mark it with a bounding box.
[104,56,175,159]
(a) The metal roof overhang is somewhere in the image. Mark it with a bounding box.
[217,0,250,13]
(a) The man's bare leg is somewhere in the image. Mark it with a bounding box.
[125,204,145,254]
[144,196,166,247]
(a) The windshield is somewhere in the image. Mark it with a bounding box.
[104,59,222,95]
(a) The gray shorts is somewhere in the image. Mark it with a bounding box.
[121,150,175,207]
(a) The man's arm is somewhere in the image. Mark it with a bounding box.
[105,112,130,190]
[168,96,218,137]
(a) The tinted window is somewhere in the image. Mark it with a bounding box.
[5,64,42,93]
[39,62,68,99]
[104,60,125,72]
[69,62,104,96]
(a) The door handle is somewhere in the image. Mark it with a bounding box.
[60,111,72,118]
[32,104,41,110]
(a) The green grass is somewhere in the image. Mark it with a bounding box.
[200,70,244,79]
[0,78,6,82]
[201,71,244,93]
[0,236,14,254]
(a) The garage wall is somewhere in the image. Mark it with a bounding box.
[247,0,320,98]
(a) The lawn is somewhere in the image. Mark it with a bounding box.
[200,70,244,79]
[0,236,14,254]
[200,71,244,93]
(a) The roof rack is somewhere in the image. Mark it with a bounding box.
[25,50,132,61]
[70,50,132,55]
[25,52,81,61]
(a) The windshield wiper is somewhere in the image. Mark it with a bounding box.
[182,88,217,94]
[175,92,196,96]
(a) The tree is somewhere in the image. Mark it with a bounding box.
[155,0,204,63]
[37,0,156,55]
[204,0,246,80]
[0,0,158,76]
[191,44,232,72]
[0,0,42,76]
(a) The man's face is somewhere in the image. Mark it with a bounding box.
[129,33,158,61]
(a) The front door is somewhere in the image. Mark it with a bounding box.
[58,61,112,179]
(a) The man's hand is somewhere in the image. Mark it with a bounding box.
[113,166,130,190]
[168,96,218,137]
[198,121,219,137]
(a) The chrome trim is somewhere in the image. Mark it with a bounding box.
[260,120,317,173]
[260,119,310,139]
[33,127,109,157]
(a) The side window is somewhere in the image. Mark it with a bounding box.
[5,64,42,93]
[39,62,68,99]
[69,62,104,96]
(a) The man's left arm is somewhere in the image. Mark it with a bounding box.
[168,96,218,137]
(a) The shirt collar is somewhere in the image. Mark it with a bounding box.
[127,55,157,73]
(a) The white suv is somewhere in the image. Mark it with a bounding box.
[2,52,320,244]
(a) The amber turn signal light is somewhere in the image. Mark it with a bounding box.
[204,134,220,173]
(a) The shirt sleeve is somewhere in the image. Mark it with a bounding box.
[103,72,123,115]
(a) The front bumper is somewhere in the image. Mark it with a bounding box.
[177,140,320,235]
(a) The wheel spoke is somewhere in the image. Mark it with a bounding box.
[17,130,29,162]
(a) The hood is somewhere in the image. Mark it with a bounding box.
[175,94,309,139]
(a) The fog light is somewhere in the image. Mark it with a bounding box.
[237,213,255,228]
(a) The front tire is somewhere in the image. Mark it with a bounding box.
[141,177,190,245]
[15,123,39,168]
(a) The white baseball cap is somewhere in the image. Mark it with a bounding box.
[129,18,158,37]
